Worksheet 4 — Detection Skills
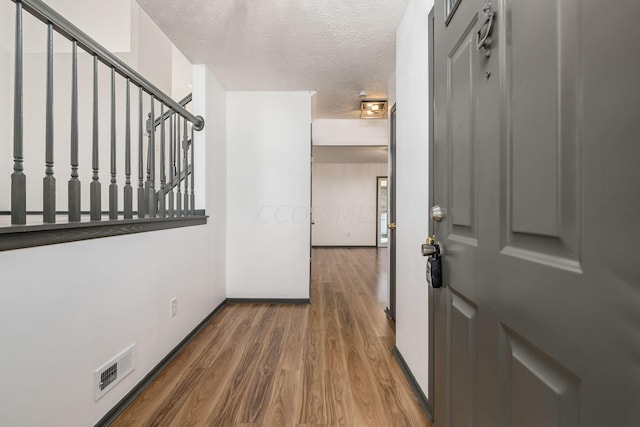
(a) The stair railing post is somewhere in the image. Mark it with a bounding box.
[90,54,101,221]
[183,118,189,215]
[159,103,166,217]
[168,113,174,218]
[109,67,118,220]
[176,115,182,217]
[124,78,133,219]
[146,95,156,217]
[190,125,195,216]
[11,0,26,225]
[68,40,81,222]
[43,22,55,223]
[137,87,145,218]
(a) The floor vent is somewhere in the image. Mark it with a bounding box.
[94,343,135,401]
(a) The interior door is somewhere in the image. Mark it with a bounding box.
[387,104,397,320]
[432,0,640,426]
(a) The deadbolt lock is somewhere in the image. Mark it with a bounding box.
[431,205,445,222]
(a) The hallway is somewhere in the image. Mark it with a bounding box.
[111,248,432,426]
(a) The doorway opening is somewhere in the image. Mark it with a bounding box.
[376,176,389,248]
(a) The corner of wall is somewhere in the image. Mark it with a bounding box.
[394,0,434,401]
[388,70,397,109]
[192,65,228,304]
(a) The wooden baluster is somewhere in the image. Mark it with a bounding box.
[109,68,117,219]
[176,115,182,217]
[90,55,101,221]
[43,23,55,223]
[146,95,156,217]
[190,125,195,216]
[137,87,145,218]
[11,0,26,225]
[68,40,81,222]
[183,118,189,215]
[168,113,174,218]
[124,78,133,219]
[159,103,166,217]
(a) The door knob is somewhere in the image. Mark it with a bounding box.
[388,223,397,230]
[431,205,445,222]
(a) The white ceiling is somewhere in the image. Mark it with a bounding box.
[136,0,408,119]
[313,146,388,164]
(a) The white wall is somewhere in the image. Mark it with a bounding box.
[26,0,132,53]
[172,46,193,100]
[193,64,227,301]
[394,0,433,399]
[313,119,389,146]
[0,226,226,426]
[137,6,172,94]
[0,3,228,426]
[227,91,312,299]
[312,162,387,246]
[388,70,397,109]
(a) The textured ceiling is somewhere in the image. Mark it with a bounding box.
[136,0,408,118]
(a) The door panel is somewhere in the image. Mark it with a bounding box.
[432,0,640,426]
[501,327,580,427]
[501,0,581,266]
[449,17,477,233]
[449,291,477,427]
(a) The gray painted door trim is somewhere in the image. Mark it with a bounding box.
[427,7,436,419]
[386,103,398,321]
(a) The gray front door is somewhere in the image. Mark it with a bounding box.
[432,0,640,426]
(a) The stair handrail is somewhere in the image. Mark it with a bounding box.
[7,0,204,226]
[13,0,204,130]
[150,93,193,132]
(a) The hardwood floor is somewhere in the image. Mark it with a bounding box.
[112,248,432,427]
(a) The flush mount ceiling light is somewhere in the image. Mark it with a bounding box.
[360,100,387,119]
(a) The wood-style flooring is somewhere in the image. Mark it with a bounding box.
[111,248,432,426]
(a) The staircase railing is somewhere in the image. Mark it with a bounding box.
[147,94,196,217]
[5,0,204,228]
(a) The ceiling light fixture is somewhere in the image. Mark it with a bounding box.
[360,100,387,119]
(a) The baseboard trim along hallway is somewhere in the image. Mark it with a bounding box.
[226,298,311,304]
[393,345,434,421]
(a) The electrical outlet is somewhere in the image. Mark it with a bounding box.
[170,297,177,318]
